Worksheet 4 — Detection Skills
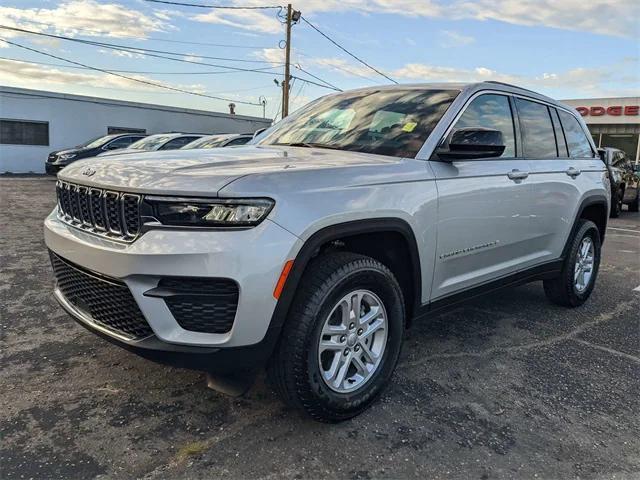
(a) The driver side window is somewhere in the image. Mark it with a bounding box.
[453,94,516,158]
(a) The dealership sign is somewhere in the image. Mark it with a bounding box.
[575,105,639,117]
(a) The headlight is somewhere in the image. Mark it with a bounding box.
[58,153,77,161]
[144,197,274,227]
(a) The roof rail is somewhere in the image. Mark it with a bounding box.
[484,81,548,98]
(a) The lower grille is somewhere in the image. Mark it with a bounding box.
[152,277,239,334]
[50,252,153,340]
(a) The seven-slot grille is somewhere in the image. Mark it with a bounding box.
[56,181,141,241]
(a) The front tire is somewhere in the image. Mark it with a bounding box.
[267,252,405,422]
[543,219,601,307]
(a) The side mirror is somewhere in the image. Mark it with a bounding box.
[597,149,606,163]
[253,128,266,139]
[438,128,506,160]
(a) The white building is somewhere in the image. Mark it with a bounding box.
[0,86,272,173]
[562,96,639,163]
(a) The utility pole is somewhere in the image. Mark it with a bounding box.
[282,4,301,118]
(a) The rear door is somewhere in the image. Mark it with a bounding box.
[430,92,534,299]
[523,100,601,262]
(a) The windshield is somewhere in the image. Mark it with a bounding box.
[258,89,459,158]
[129,134,176,150]
[82,135,117,149]
[182,135,228,150]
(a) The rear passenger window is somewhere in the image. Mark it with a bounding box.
[558,110,594,158]
[515,98,557,158]
[453,94,515,157]
[551,109,569,157]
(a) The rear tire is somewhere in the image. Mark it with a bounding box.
[543,220,601,307]
[267,252,405,422]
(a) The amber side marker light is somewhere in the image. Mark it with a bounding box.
[273,260,294,299]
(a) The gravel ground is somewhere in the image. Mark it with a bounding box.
[1,176,639,480]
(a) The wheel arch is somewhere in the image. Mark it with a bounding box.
[269,218,422,334]
[563,194,608,258]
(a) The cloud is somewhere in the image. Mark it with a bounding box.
[189,0,638,38]
[254,47,286,65]
[192,9,282,35]
[302,57,375,80]
[456,0,638,38]
[390,58,640,97]
[98,49,144,59]
[439,30,476,47]
[0,58,204,93]
[0,0,169,39]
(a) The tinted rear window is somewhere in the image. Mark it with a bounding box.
[558,110,594,158]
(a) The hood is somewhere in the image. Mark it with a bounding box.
[58,145,400,196]
[98,147,144,157]
[57,146,96,156]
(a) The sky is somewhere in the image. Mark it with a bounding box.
[0,0,638,119]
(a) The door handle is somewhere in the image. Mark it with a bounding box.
[507,169,529,181]
[566,167,582,178]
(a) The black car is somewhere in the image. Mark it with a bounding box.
[599,147,640,217]
[45,133,147,175]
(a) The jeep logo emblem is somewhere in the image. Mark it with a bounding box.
[82,167,96,177]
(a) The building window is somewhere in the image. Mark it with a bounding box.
[0,119,49,146]
[107,126,146,134]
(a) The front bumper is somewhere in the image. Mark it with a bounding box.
[44,210,301,366]
[54,286,280,373]
[45,163,64,175]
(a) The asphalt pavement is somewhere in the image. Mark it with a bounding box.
[1,176,638,479]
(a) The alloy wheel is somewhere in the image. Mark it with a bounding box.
[317,290,388,393]
[574,237,595,292]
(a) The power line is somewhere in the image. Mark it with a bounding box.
[0,25,281,65]
[297,51,378,83]
[300,16,398,84]
[294,64,342,91]
[0,55,279,75]
[0,37,263,106]
[12,18,270,49]
[144,0,280,9]
[0,24,340,91]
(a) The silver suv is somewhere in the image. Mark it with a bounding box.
[45,82,609,422]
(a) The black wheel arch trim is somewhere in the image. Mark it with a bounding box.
[562,194,609,259]
[269,218,423,333]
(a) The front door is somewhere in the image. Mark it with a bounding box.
[429,93,534,300]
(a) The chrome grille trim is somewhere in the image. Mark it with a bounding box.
[56,180,141,242]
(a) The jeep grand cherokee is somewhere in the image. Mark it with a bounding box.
[45,82,609,422]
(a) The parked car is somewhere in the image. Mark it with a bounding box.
[45,82,609,422]
[45,133,147,174]
[97,133,204,157]
[598,147,639,216]
[182,134,253,150]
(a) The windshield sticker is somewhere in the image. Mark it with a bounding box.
[402,122,417,132]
